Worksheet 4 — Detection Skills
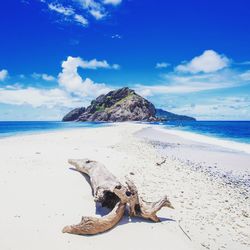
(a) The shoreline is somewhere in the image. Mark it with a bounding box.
[1,121,250,154]
[0,123,249,250]
[136,125,250,249]
[154,124,250,155]
[137,126,250,191]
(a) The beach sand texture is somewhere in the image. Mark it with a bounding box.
[0,123,249,250]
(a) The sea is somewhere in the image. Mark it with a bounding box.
[0,121,250,145]
[158,120,250,144]
[0,121,109,138]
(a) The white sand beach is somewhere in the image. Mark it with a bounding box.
[0,123,249,250]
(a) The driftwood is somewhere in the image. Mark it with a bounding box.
[126,178,174,222]
[62,202,126,235]
[156,158,166,166]
[63,159,174,235]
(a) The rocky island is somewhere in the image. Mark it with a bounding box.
[62,87,195,122]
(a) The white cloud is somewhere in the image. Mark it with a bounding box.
[236,61,250,65]
[111,34,122,39]
[112,64,120,70]
[240,70,250,81]
[32,73,56,81]
[60,57,120,70]
[0,56,119,110]
[77,0,106,20]
[136,66,247,97]
[42,74,56,81]
[135,82,224,97]
[78,0,99,9]
[0,69,8,81]
[176,50,230,73]
[89,9,106,19]
[58,56,119,97]
[41,0,122,27]
[169,97,250,120]
[0,87,80,108]
[103,0,122,5]
[74,14,88,26]
[46,2,89,27]
[48,3,74,16]
[155,62,170,69]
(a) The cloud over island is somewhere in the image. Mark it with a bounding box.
[1,50,250,120]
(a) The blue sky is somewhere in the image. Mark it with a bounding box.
[0,0,250,120]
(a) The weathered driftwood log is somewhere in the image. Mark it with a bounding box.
[126,178,174,222]
[62,202,125,235]
[67,159,131,208]
[63,159,174,235]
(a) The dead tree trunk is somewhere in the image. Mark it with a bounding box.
[63,159,174,235]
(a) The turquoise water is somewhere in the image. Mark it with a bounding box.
[1,121,250,145]
[0,121,109,138]
[158,121,250,144]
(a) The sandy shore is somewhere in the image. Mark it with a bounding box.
[137,126,250,250]
[0,123,249,250]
